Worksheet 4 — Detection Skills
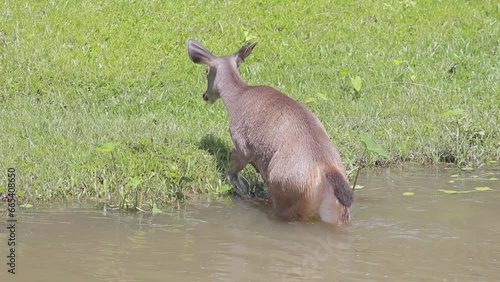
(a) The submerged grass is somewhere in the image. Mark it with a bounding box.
[0,0,499,208]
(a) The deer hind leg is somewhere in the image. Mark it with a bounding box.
[273,203,307,221]
[227,148,251,198]
[269,185,309,221]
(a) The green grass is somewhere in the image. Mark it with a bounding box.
[1,0,499,208]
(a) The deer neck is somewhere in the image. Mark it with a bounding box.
[217,65,247,114]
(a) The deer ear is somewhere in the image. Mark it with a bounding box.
[188,39,214,65]
[235,41,257,66]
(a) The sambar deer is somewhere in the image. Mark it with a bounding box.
[187,39,353,225]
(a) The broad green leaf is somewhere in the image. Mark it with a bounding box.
[489,177,498,181]
[402,192,414,196]
[351,76,362,92]
[97,142,120,153]
[151,204,163,214]
[20,204,33,208]
[16,191,24,197]
[360,133,389,159]
[474,187,492,192]
[0,186,5,193]
[439,108,464,117]
[339,68,352,77]
[218,184,232,194]
[126,176,142,189]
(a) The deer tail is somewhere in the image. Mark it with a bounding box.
[325,169,353,224]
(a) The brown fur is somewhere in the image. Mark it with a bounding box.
[187,39,353,225]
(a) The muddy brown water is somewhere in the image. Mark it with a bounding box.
[1,166,499,282]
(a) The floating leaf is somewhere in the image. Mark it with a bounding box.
[474,187,492,192]
[352,185,365,190]
[439,189,458,194]
[450,174,459,178]
[489,177,498,181]
[402,192,414,196]
[97,142,120,153]
[351,76,362,92]
[460,167,474,171]
[448,180,455,183]
[20,204,33,208]
[439,108,464,117]
[360,133,389,159]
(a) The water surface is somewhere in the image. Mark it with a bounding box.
[1,166,499,282]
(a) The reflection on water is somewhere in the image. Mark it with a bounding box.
[0,166,499,282]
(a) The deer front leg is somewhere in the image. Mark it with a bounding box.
[227,148,250,198]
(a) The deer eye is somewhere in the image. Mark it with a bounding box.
[205,68,209,75]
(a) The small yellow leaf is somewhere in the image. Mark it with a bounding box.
[474,187,492,192]
[460,167,474,171]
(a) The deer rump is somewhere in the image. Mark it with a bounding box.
[187,39,353,225]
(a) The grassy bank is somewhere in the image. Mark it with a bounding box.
[1,0,499,208]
